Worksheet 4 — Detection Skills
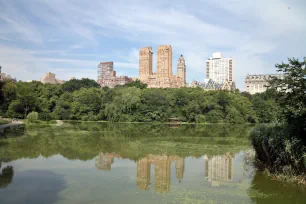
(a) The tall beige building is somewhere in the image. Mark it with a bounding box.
[139,47,153,80]
[138,45,185,88]
[157,45,172,78]
[177,55,186,86]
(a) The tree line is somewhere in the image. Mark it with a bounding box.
[0,78,281,123]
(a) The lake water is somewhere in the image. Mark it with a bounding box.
[0,122,305,204]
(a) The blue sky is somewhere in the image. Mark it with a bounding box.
[0,0,305,89]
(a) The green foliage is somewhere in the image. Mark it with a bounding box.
[269,57,306,143]
[250,57,306,177]
[0,122,253,161]
[38,112,52,121]
[250,125,305,175]
[117,79,147,89]
[62,78,100,92]
[0,76,288,124]
[27,111,39,122]
[0,120,8,125]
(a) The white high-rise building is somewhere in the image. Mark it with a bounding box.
[206,52,233,84]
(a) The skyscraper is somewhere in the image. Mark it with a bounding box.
[138,45,185,88]
[177,55,186,86]
[206,52,233,84]
[98,62,114,85]
[139,47,153,80]
[97,62,132,88]
[156,45,172,78]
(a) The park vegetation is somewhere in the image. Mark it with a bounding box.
[250,58,306,183]
[0,78,281,124]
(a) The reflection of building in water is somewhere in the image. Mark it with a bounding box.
[175,158,184,182]
[95,153,120,171]
[203,153,233,186]
[154,156,171,193]
[137,158,151,190]
[135,155,184,193]
[95,153,185,194]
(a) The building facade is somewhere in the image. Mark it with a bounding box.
[206,52,233,84]
[138,45,186,88]
[191,78,235,91]
[245,74,284,94]
[139,47,153,81]
[97,62,132,88]
[156,45,172,78]
[177,55,186,86]
[40,72,65,84]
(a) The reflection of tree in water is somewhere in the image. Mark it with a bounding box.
[248,171,306,204]
[0,170,66,204]
[0,123,252,162]
[0,162,14,188]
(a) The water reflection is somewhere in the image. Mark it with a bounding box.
[204,153,233,186]
[0,163,14,188]
[96,152,238,194]
[1,123,306,203]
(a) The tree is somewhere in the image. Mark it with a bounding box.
[269,57,306,142]
[120,79,147,89]
[62,78,100,92]
[27,112,39,122]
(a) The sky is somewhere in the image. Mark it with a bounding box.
[0,0,305,89]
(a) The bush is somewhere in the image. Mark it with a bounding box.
[38,112,52,121]
[26,112,39,122]
[250,124,306,175]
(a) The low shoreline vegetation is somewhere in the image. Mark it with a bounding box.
[0,120,8,125]
[250,125,306,182]
[1,78,281,124]
[250,57,306,184]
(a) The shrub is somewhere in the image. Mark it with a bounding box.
[38,112,52,121]
[26,112,39,122]
[250,124,306,175]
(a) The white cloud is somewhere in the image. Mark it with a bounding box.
[0,0,305,89]
[0,45,138,81]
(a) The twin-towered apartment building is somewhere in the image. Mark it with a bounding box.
[138,45,186,88]
[97,45,186,88]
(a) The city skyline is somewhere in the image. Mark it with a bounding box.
[0,0,305,90]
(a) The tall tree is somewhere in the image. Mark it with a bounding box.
[269,57,306,142]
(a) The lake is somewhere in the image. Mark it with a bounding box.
[0,122,305,204]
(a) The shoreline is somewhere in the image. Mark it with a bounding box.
[25,119,257,125]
